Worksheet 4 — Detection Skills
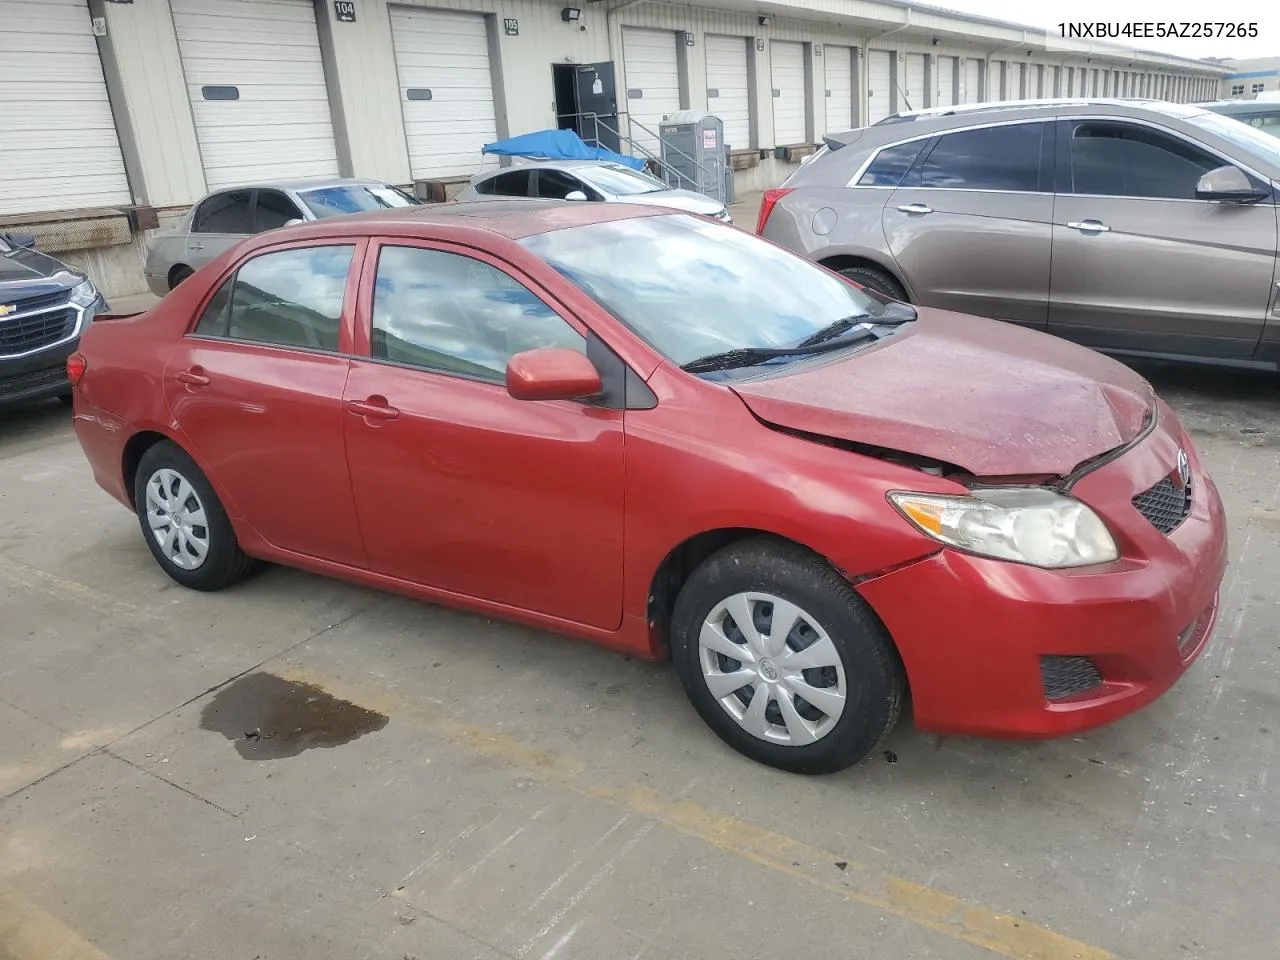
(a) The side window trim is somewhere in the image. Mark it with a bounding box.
[1059,114,1267,201]
[185,237,368,356]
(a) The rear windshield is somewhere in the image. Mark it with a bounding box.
[298,184,419,218]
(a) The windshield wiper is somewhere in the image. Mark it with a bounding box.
[681,327,879,373]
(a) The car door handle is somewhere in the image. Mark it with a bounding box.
[174,367,210,387]
[896,203,933,215]
[346,397,400,420]
[189,242,204,250]
[1067,219,1111,234]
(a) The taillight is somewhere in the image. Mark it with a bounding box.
[67,352,87,386]
[755,187,794,235]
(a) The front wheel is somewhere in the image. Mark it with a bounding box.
[133,441,257,591]
[670,538,905,774]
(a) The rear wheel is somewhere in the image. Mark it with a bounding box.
[133,441,256,591]
[836,265,907,302]
[168,265,194,290]
[670,538,905,774]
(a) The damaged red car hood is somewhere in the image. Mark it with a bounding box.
[730,308,1154,477]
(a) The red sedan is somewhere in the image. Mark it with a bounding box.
[69,202,1227,773]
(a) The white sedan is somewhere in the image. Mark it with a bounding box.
[454,159,732,223]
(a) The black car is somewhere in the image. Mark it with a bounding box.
[1,232,108,409]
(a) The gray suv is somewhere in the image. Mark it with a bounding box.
[759,99,1280,369]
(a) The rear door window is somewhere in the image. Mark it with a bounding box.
[193,191,253,234]
[194,245,355,352]
[1067,121,1232,199]
[474,170,532,197]
[915,123,1047,191]
[254,190,305,232]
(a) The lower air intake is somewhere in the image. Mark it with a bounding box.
[1040,655,1103,701]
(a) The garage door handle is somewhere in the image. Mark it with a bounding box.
[896,203,932,215]
[346,397,400,420]
[174,368,210,387]
[1067,219,1111,234]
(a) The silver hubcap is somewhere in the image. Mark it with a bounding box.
[144,468,210,571]
[698,592,847,746]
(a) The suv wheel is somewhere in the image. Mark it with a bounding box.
[837,265,908,302]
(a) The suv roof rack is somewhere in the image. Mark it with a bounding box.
[871,97,1159,125]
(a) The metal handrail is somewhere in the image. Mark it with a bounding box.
[561,111,717,193]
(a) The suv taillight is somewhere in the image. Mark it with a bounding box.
[755,188,794,235]
[67,352,87,386]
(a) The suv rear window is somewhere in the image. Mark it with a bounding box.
[856,141,927,186]
[916,123,1046,192]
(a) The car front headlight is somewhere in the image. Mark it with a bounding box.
[69,278,99,308]
[888,487,1118,568]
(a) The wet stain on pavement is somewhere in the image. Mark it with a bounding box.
[200,673,388,760]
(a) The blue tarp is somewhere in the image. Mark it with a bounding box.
[481,129,645,171]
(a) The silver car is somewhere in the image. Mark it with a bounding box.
[144,177,419,296]
[760,98,1280,369]
[454,159,733,223]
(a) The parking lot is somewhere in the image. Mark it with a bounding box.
[1,349,1277,960]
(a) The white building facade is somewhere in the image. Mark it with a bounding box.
[0,0,1227,296]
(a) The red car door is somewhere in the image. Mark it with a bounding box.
[341,240,625,630]
[164,241,369,568]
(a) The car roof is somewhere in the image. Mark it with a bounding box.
[204,176,391,195]
[252,199,670,243]
[1199,99,1280,114]
[476,159,639,177]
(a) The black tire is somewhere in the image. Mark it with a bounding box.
[837,265,908,302]
[670,537,905,774]
[168,265,194,290]
[132,440,257,591]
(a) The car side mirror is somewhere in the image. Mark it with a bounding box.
[284,218,304,227]
[505,347,602,402]
[4,231,36,248]
[1195,164,1268,202]
[564,190,588,202]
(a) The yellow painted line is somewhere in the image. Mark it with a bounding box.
[0,885,112,960]
[279,665,1115,960]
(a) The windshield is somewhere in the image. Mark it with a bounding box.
[298,184,419,218]
[1186,112,1280,166]
[577,165,669,196]
[521,214,894,367]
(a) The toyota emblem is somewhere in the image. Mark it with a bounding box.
[1176,448,1191,489]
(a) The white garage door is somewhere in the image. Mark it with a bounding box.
[390,8,497,180]
[623,28,680,156]
[962,59,981,103]
[771,41,806,144]
[0,0,131,215]
[867,50,892,123]
[935,56,956,107]
[173,0,338,191]
[1007,61,1024,99]
[824,45,854,133]
[705,35,751,150]
[901,54,925,112]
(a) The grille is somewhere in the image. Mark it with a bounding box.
[0,364,67,400]
[0,308,75,356]
[1040,655,1103,701]
[1132,475,1191,534]
[5,289,70,314]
